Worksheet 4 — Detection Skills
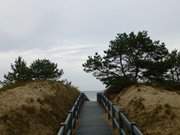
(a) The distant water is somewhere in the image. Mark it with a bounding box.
[83,91,103,101]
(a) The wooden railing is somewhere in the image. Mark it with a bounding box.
[57,93,88,135]
[97,93,143,135]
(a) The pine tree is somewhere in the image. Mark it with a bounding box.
[30,59,63,80]
[83,31,171,87]
[2,56,31,85]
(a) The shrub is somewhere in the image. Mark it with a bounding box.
[30,59,63,80]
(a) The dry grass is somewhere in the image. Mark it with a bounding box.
[0,81,79,135]
[112,85,180,135]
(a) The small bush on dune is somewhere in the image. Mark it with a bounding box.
[30,59,63,80]
[0,57,69,91]
[1,57,31,87]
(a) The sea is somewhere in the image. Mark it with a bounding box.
[83,91,103,101]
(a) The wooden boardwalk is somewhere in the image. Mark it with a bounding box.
[77,101,112,135]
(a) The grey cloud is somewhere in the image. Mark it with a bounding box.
[0,0,180,90]
[0,0,180,51]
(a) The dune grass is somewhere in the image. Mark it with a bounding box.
[0,80,79,135]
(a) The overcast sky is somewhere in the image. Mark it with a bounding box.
[0,0,180,91]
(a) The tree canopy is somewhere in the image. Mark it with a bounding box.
[2,57,31,85]
[83,31,180,88]
[30,59,63,80]
[1,57,64,86]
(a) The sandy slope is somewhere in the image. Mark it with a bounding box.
[112,85,180,135]
[0,81,79,135]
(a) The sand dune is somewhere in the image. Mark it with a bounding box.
[113,85,180,135]
[0,81,79,135]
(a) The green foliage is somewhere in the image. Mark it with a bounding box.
[30,59,63,80]
[1,57,64,87]
[2,57,31,86]
[83,31,180,89]
[166,50,180,82]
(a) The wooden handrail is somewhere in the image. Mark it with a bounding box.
[97,93,143,135]
[57,93,88,135]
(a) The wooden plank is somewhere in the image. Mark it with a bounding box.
[77,102,112,135]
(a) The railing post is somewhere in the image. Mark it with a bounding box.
[107,102,111,120]
[77,96,81,119]
[60,122,66,135]
[97,93,100,103]
[118,110,124,135]
[73,105,78,129]
[112,104,116,129]
[69,111,73,135]
[99,93,101,103]
[130,122,136,135]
